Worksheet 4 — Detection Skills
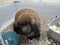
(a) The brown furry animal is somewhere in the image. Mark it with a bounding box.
[13,9,40,40]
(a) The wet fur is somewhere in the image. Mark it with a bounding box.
[13,9,40,40]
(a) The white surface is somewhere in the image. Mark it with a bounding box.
[49,25,60,34]
[48,16,60,34]
[0,3,17,25]
[0,17,14,32]
[42,0,60,4]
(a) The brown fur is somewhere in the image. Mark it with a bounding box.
[14,9,40,27]
[14,9,40,40]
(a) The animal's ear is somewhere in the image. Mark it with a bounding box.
[31,23,40,37]
[13,23,16,31]
[31,23,39,31]
[13,23,18,33]
[13,23,16,28]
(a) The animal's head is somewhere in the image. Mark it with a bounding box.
[13,9,40,39]
[13,17,32,35]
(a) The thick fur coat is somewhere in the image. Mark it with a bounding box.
[13,9,40,40]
